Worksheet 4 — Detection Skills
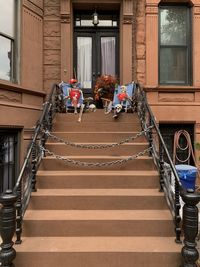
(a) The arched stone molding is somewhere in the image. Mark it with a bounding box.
[60,0,72,82]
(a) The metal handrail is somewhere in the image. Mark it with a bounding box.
[135,83,200,265]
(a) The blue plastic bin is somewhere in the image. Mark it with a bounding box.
[175,164,197,190]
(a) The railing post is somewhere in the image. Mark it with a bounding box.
[48,104,53,131]
[174,180,181,243]
[159,143,164,192]
[31,141,37,192]
[148,117,153,156]
[0,190,17,267]
[15,181,22,244]
[181,189,200,266]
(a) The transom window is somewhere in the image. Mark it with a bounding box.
[0,0,17,82]
[75,13,118,27]
[159,5,191,85]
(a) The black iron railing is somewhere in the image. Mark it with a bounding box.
[0,84,65,266]
[134,83,200,266]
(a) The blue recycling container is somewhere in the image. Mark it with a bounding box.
[175,164,197,190]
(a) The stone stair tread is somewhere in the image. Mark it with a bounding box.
[37,170,159,176]
[15,236,181,253]
[32,188,163,196]
[24,209,172,220]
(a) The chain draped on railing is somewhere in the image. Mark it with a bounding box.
[134,83,200,267]
[43,125,153,149]
[39,145,152,168]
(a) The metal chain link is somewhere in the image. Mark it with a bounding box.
[39,145,152,167]
[42,125,153,149]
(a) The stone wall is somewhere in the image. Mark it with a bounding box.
[21,0,44,90]
[43,0,61,93]
[135,0,146,85]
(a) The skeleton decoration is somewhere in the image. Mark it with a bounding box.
[65,79,83,114]
[113,104,122,118]
[89,104,97,112]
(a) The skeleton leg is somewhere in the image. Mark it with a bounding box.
[78,104,85,122]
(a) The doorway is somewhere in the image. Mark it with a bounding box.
[74,11,119,97]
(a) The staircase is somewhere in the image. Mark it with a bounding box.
[14,110,181,267]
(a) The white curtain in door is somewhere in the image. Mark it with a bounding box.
[77,37,92,89]
[101,37,116,76]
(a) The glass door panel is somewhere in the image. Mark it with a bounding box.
[101,37,116,76]
[77,37,92,89]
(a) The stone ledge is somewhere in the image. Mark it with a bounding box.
[0,80,46,97]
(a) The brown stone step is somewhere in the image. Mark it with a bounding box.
[36,170,159,189]
[28,189,168,210]
[14,237,181,267]
[48,131,147,143]
[39,156,155,171]
[23,210,174,237]
[52,122,141,132]
[45,143,149,156]
[55,110,140,122]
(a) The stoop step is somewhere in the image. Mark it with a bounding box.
[14,236,181,267]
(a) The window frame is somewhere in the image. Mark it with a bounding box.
[158,4,192,86]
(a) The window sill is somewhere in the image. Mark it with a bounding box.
[0,79,46,97]
[144,85,200,92]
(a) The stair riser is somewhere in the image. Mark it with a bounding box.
[14,252,181,267]
[48,133,147,143]
[23,220,174,237]
[28,196,167,210]
[45,144,149,156]
[36,175,159,189]
[52,123,141,132]
[55,112,140,122]
[39,158,155,171]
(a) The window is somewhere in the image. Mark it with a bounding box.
[159,5,191,85]
[0,0,17,82]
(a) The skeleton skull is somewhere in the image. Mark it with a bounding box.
[115,104,122,113]
[89,104,96,112]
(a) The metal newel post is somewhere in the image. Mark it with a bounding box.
[0,190,17,267]
[181,189,200,267]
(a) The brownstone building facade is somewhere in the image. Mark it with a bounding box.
[0,0,200,175]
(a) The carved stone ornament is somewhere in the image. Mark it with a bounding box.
[60,13,70,23]
[123,14,133,24]
[194,5,200,15]
[146,5,158,15]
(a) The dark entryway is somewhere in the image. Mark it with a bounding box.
[0,129,20,193]
[159,123,194,165]
[74,10,119,97]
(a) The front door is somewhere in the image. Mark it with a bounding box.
[74,11,119,97]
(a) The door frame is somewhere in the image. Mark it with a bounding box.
[74,27,119,95]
